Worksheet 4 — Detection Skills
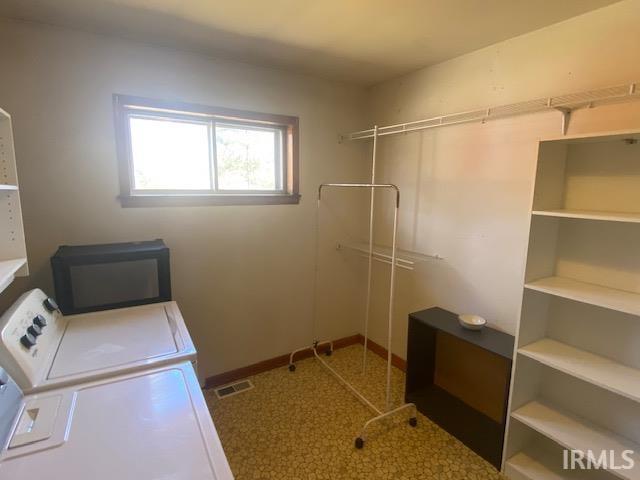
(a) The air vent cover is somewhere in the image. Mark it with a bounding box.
[214,379,254,399]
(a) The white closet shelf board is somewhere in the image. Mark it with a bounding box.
[506,452,566,480]
[532,209,640,224]
[505,450,606,480]
[525,276,640,317]
[541,129,640,144]
[512,401,640,480]
[0,185,18,191]
[0,258,27,294]
[506,444,618,480]
[519,338,640,404]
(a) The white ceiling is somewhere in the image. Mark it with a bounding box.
[0,0,621,85]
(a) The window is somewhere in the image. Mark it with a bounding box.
[113,95,299,206]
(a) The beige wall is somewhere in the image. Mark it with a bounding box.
[2,0,640,377]
[366,0,640,358]
[0,19,369,379]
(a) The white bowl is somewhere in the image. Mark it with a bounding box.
[458,314,486,331]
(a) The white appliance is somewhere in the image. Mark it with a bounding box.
[0,289,196,393]
[0,362,234,479]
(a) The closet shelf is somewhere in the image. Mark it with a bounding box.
[512,401,640,480]
[0,184,18,191]
[519,338,640,404]
[0,258,27,294]
[525,276,640,316]
[532,209,640,224]
[506,451,588,480]
[336,242,442,271]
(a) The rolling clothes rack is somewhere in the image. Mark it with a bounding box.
[288,128,417,448]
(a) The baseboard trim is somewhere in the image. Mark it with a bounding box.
[357,335,407,372]
[204,333,407,389]
[204,334,361,389]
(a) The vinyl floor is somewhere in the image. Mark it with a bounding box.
[205,344,505,480]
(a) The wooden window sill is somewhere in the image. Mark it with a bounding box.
[119,193,301,207]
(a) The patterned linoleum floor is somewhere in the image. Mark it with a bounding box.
[204,345,505,480]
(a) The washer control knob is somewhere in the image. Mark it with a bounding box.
[20,333,36,349]
[27,325,42,337]
[43,297,59,313]
[33,314,47,328]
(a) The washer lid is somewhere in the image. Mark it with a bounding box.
[47,304,177,379]
[2,365,232,479]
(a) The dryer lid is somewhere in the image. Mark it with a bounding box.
[2,364,231,479]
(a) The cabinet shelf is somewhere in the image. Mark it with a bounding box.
[532,209,640,224]
[0,258,27,293]
[525,276,640,317]
[512,401,640,480]
[519,338,640,404]
[336,241,442,271]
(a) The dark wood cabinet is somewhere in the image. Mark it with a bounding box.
[405,307,514,469]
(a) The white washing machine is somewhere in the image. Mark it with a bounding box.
[0,289,196,393]
[0,362,234,479]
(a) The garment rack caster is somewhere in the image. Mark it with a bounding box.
[288,340,334,372]
[354,403,418,449]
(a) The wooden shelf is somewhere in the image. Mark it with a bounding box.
[519,338,640,404]
[512,401,640,480]
[0,258,27,293]
[533,209,640,224]
[525,276,640,316]
[0,184,18,191]
[337,241,442,271]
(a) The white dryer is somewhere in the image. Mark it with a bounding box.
[0,362,233,479]
[0,289,196,393]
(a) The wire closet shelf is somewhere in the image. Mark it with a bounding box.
[341,82,639,141]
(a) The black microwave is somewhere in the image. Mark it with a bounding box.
[51,239,171,315]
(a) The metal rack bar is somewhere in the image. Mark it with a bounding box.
[362,126,378,375]
[341,82,640,141]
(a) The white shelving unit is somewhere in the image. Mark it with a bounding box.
[0,107,28,294]
[336,241,442,271]
[504,130,640,478]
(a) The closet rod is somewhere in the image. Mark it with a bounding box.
[341,81,639,141]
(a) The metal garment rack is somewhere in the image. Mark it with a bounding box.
[288,179,417,449]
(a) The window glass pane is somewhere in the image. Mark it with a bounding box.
[129,116,211,190]
[216,125,281,191]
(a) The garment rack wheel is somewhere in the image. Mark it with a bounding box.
[355,437,364,449]
[288,364,296,372]
[409,417,417,427]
